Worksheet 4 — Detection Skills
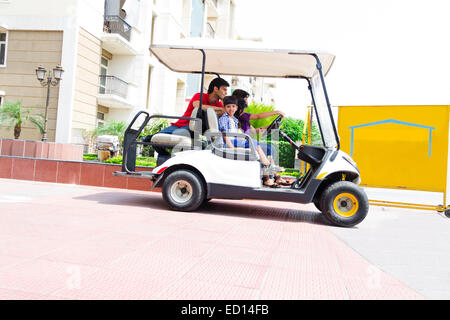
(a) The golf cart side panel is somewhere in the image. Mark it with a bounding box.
[207,179,321,203]
[153,150,261,189]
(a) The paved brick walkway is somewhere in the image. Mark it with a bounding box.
[0,179,423,299]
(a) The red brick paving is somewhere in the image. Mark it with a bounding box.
[0,179,423,300]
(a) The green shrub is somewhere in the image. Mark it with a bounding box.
[279,117,304,142]
[280,171,300,178]
[262,140,296,169]
[83,154,98,161]
[103,156,156,167]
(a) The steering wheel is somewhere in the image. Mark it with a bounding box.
[265,114,283,132]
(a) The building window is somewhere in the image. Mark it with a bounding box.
[0,32,7,67]
[99,56,109,94]
[97,111,105,127]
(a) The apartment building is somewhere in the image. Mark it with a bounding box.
[0,0,238,149]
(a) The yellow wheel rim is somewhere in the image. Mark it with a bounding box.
[333,193,359,217]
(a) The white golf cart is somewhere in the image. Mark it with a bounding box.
[114,40,369,227]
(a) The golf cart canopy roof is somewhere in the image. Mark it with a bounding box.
[150,39,335,79]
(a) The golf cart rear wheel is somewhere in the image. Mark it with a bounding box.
[320,181,368,227]
[162,170,205,212]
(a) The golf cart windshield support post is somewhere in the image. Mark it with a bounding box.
[285,76,326,147]
[304,77,326,147]
[198,49,206,111]
[311,54,340,150]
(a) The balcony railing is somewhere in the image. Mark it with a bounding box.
[205,22,215,39]
[103,15,131,42]
[99,75,128,99]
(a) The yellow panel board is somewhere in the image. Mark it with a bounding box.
[338,106,449,192]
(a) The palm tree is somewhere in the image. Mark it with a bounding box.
[91,119,127,154]
[91,119,127,141]
[0,101,44,139]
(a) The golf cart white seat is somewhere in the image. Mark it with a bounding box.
[149,107,201,148]
[150,133,193,146]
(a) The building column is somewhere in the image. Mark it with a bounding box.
[54,22,79,144]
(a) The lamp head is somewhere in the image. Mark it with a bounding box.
[35,65,46,81]
[53,65,64,81]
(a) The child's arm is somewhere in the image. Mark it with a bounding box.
[223,133,235,148]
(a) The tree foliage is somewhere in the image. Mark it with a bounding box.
[0,101,44,139]
[91,120,127,141]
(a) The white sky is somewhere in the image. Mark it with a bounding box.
[234,0,450,119]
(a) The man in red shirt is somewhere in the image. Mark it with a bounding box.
[143,77,229,141]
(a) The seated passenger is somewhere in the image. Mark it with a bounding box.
[233,90,291,186]
[218,96,279,187]
[232,89,284,139]
[142,77,229,142]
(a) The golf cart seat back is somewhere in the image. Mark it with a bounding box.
[206,108,219,132]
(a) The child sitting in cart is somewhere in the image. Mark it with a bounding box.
[219,96,279,187]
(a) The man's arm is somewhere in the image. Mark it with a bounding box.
[192,101,224,115]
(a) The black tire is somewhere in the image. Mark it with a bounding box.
[162,170,205,212]
[313,198,322,212]
[320,181,369,227]
[445,209,450,218]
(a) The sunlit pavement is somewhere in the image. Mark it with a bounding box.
[0,178,441,300]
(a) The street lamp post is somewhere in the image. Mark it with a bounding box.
[35,65,64,142]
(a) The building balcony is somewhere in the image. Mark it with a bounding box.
[102,15,138,55]
[205,22,215,39]
[206,0,219,19]
[97,75,134,109]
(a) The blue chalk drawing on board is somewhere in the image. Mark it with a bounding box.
[348,119,435,157]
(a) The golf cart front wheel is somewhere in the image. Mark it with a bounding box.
[445,209,450,218]
[162,170,205,212]
[320,181,369,227]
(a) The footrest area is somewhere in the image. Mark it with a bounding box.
[113,171,158,179]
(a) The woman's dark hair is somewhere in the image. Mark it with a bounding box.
[236,98,247,118]
[232,89,250,100]
[223,95,238,106]
[208,77,230,94]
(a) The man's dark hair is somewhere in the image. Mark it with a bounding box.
[236,98,247,118]
[208,77,230,94]
[223,95,238,106]
[232,89,250,100]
